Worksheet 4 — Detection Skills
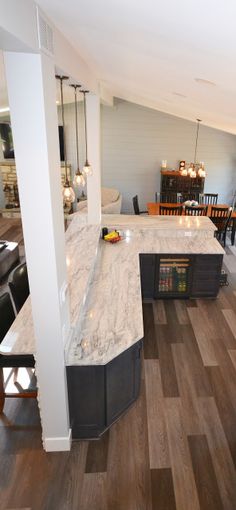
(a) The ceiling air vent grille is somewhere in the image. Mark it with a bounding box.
[36,7,54,56]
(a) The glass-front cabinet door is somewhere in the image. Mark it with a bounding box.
[155,256,192,298]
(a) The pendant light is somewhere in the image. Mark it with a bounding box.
[198,162,206,178]
[56,75,75,203]
[180,119,206,179]
[194,118,206,178]
[70,84,86,188]
[189,166,197,178]
[180,167,188,176]
[194,119,201,164]
[188,162,194,176]
[80,90,92,176]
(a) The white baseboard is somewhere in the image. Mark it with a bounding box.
[43,428,72,452]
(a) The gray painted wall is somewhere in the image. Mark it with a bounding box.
[101,99,236,213]
[2,100,236,213]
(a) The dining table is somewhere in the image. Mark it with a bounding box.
[147,202,236,245]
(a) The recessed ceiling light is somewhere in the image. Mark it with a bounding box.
[195,78,216,86]
[172,92,187,98]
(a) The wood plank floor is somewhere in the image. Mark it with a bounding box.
[1,219,236,509]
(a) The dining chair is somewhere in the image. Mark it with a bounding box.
[185,205,208,216]
[8,262,29,313]
[210,206,232,247]
[132,195,147,215]
[199,193,218,205]
[160,205,183,215]
[0,292,36,413]
[159,192,177,203]
[181,192,199,202]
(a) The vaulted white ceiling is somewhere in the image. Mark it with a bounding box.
[0,50,80,113]
[1,0,236,134]
[35,0,236,134]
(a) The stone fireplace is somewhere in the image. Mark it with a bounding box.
[0,162,71,209]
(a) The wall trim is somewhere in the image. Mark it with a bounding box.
[43,428,72,452]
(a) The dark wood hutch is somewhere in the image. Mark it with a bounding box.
[160,170,205,201]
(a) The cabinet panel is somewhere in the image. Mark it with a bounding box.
[106,341,142,425]
[193,255,222,271]
[191,254,223,298]
[140,254,156,298]
[191,280,219,297]
[67,366,105,439]
[66,340,142,439]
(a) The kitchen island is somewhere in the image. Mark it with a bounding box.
[0,214,224,439]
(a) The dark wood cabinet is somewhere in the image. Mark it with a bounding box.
[106,343,141,424]
[139,254,223,300]
[66,340,142,439]
[139,254,156,298]
[161,171,205,201]
[191,254,223,297]
[67,252,222,441]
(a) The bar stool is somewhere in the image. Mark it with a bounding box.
[0,292,36,413]
[8,262,29,313]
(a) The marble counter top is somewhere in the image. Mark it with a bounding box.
[0,214,223,362]
[66,230,224,366]
[65,216,101,328]
[0,216,100,356]
[69,212,216,238]
[101,213,216,234]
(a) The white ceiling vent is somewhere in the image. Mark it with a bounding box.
[36,7,54,56]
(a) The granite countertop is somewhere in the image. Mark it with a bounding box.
[0,214,223,361]
[0,216,100,356]
[66,229,224,366]
[69,212,217,237]
[101,213,216,232]
[65,216,101,328]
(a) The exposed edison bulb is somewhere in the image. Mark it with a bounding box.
[198,167,206,178]
[190,168,197,178]
[63,181,75,202]
[73,171,86,187]
[83,160,93,176]
[188,164,194,175]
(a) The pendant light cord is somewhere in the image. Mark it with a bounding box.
[75,87,79,170]
[82,90,89,163]
[194,118,202,164]
[56,75,69,181]
[71,84,81,171]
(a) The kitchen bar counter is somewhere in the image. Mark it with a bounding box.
[0,213,225,439]
[0,213,223,364]
[71,212,216,237]
[67,230,224,366]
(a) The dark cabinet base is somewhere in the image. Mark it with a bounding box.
[67,253,222,440]
[191,254,223,297]
[66,340,142,439]
[140,254,223,299]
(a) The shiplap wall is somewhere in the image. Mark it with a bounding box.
[2,100,236,212]
[101,99,236,213]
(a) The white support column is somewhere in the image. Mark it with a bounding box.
[86,93,101,224]
[4,51,71,451]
